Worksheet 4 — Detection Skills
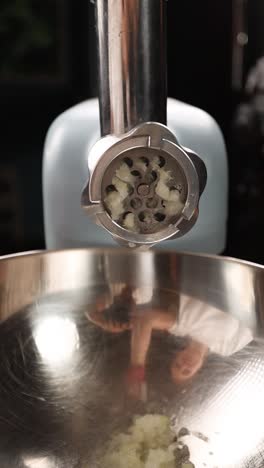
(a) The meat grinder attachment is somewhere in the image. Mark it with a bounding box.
[82,122,206,248]
[81,0,207,248]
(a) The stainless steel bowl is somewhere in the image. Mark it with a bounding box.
[1,248,264,468]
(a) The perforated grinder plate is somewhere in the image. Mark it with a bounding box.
[102,148,188,235]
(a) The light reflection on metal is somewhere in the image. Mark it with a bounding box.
[33,315,79,367]
[23,457,57,468]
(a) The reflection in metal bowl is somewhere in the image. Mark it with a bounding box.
[0,249,264,467]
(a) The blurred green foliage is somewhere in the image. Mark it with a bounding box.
[0,0,58,78]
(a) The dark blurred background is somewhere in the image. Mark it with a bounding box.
[0,0,264,263]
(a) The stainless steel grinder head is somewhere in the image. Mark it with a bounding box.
[82,122,207,248]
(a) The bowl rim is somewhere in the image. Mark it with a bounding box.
[0,247,264,272]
